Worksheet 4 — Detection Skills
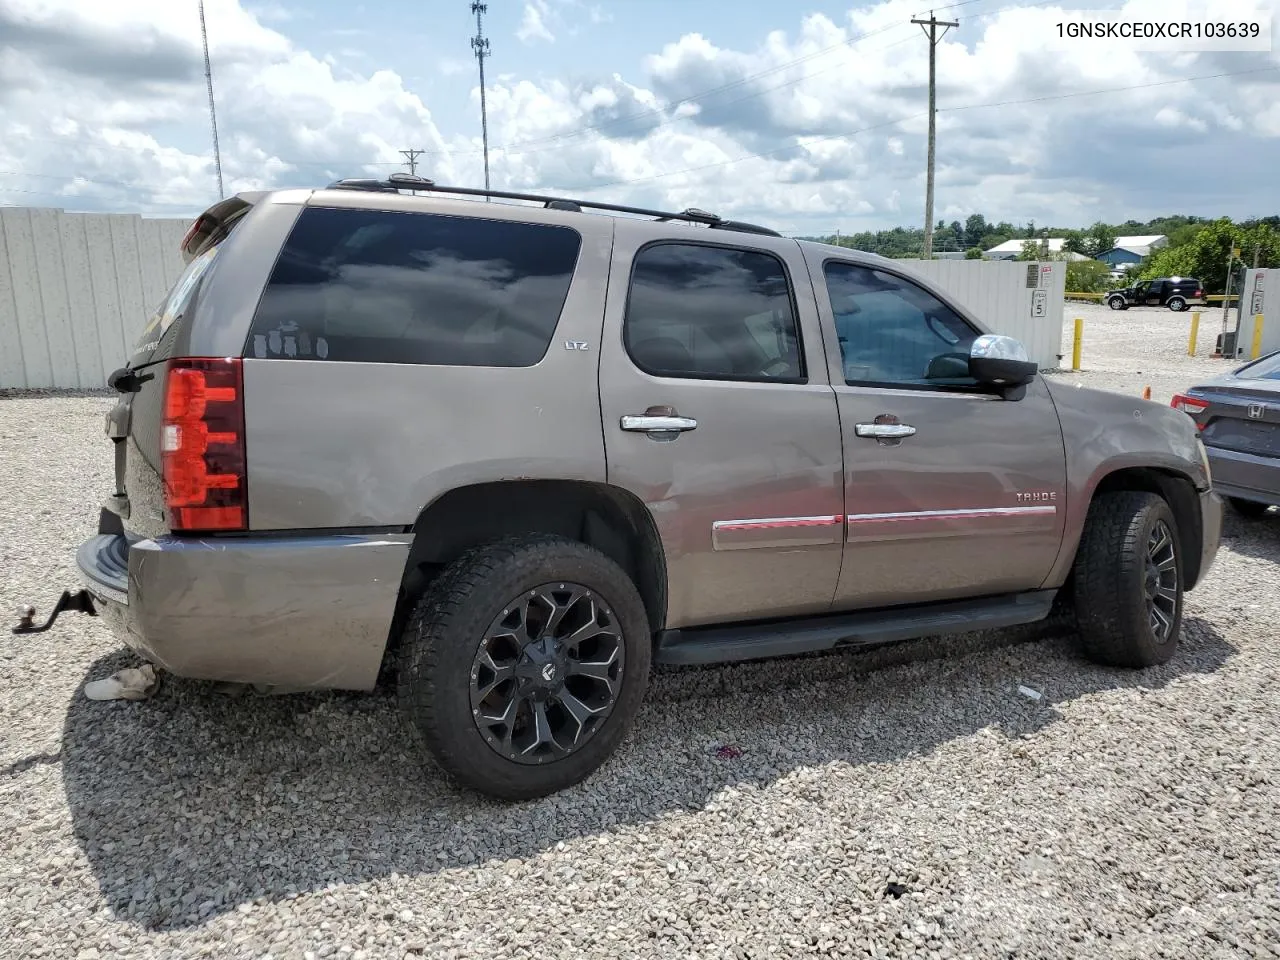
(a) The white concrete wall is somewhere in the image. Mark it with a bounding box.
[0,207,190,389]
[896,258,1067,370]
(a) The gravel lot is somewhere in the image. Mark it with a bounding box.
[3,304,1278,960]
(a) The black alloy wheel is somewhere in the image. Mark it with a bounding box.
[470,582,624,764]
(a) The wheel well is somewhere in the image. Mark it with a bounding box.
[386,480,667,653]
[1090,467,1204,587]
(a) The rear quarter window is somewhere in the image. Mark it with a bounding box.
[246,206,582,366]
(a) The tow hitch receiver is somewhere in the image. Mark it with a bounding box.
[13,590,98,635]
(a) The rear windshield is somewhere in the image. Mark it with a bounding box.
[1236,352,1280,380]
[246,206,582,367]
[132,243,219,356]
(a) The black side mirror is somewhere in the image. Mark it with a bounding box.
[968,334,1038,397]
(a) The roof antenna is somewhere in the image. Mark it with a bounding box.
[471,2,492,200]
[198,0,225,200]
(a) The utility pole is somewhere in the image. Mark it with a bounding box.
[198,0,224,200]
[911,11,957,259]
[471,2,492,197]
[399,149,425,176]
[1221,243,1239,349]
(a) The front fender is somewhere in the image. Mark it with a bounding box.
[1042,379,1210,587]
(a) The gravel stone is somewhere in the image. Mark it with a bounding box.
[2,306,1278,957]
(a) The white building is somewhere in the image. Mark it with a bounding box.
[984,234,1167,261]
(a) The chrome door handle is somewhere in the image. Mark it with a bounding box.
[620,414,698,433]
[854,423,916,439]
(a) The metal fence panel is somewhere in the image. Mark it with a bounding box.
[897,258,1067,370]
[0,208,190,388]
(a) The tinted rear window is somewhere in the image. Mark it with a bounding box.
[246,207,582,366]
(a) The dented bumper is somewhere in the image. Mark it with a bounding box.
[76,531,412,691]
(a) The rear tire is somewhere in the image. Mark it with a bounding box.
[1228,497,1272,519]
[1072,491,1183,668]
[397,534,651,800]
[1167,296,1186,312]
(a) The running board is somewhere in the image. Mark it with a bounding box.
[654,589,1057,666]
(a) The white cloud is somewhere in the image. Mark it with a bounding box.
[246,2,293,21]
[0,0,1278,232]
[516,1,555,45]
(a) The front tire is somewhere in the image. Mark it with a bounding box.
[1072,491,1183,668]
[397,534,651,800]
[1107,296,1127,311]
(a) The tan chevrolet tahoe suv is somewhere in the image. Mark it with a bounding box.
[20,173,1222,800]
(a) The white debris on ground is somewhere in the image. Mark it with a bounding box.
[1,306,1278,959]
[82,664,160,702]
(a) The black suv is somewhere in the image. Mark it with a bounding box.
[1106,277,1205,312]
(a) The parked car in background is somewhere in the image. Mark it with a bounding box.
[19,174,1223,800]
[1107,277,1205,312]
[1172,351,1280,518]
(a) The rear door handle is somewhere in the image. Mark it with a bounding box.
[854,422,916,439]
[620,414,698,433]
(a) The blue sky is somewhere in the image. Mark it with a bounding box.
[262,0,881,160]
[1,0,1278,234]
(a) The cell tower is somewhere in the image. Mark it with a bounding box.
[471,2,492,195]
[198,0,225,200]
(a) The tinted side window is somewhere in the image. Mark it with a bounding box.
[624,243,803,382]
[247,207,581,366]
[823,262,978,387]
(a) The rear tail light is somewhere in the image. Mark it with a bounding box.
[1195,289,1202,298]
[162,357,247,532]
[1170,393,1208,428]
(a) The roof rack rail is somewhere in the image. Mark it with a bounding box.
[321,175,781,237]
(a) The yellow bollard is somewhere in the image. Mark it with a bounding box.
[1071,317,1083,371]
[1188,311,1200,356]
[1252,313,1265,360]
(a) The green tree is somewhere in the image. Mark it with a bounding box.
[1016,240,1043,261]
[1066,259,1114,293]
[1083,221,1118,258]
[964,213,988,247]
[965,246,984,259]
[1141,219,1280,294]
